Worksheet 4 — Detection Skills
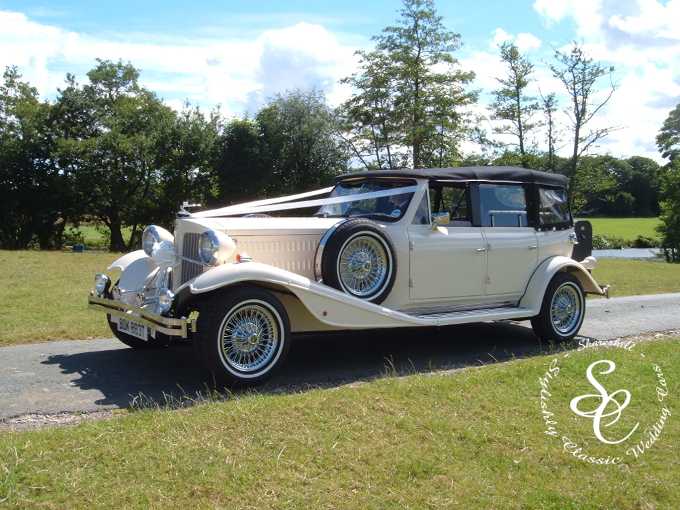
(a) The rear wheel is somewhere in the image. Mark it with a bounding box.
[194,286,291,386]
[531,272,585,342]
[107,315,170,349]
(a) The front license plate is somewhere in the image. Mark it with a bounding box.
[118,317,147,341]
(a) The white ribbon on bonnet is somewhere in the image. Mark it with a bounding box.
[192,185,419,218]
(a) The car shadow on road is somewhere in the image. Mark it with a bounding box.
[41,321,558,411]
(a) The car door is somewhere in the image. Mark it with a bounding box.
[408,182,487,301]
[476,183,538,299]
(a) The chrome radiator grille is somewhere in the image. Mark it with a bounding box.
[180,233,204,285]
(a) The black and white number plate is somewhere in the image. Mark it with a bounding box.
[118,317,148,341]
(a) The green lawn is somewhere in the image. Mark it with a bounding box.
[1,251,680,346]
[593,259,680,297]
[585,217,661,241]
[66,223,133,250]
[0,251,116,346]
[0,337,677,509]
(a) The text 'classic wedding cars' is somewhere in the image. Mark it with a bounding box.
[88,166,608,385]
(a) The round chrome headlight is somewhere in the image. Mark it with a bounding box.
[142,225,174,257]
[94,273,110,297]
[199,231,220,265]
[199,230,236,265]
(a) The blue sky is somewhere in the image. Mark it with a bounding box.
[1,0,679,160]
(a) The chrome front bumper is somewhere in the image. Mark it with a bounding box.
[88,294,198,338]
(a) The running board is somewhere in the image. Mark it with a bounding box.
[403,306,535,326]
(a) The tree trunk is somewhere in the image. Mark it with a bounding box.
[109,218,126,252]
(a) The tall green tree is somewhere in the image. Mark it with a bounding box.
[657,103,680,161]
[551,44,616,199]
[540,92,558,171]
[341,0,476,169]
[490,42,539,166]
[53,60,176,251]
[0,67,70,249]
[256,90,349,196]
[657,159,680,262]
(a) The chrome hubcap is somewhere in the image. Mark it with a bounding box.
[338,235,389,297]
[220,302,279,373]
[550,283,582,335]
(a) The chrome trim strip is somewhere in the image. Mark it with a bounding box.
[88,294,198,338]
[313,219,349,282]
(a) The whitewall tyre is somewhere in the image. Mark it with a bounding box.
[195,286,291,386]
[320,219,396,304]
[531,272,586,342]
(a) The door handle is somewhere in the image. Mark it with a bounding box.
[528,245,538,250]
[476,247,487,253]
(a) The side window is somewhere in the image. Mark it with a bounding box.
[479,184,528,227]
[539,187,571,226]
[429,183,471,225]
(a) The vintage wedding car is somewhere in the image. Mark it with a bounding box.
[89,166,608,384]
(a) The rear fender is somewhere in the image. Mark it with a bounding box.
[520,256,607,312]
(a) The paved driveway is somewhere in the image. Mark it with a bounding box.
[1,293,679,420]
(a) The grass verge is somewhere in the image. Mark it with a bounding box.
[0,337,677,509]
[593,259,680,297]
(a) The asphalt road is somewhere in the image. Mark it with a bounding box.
[1,293,679,421]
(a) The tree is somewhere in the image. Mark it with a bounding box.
[0,67,71,249]
[256,90,348,196]
[540,91,559,171]
[657,103,680,161]
[490,42,539,166]
[657,160,680,262]
[213,118,269,204]
[53,60,177,251]
[339,51,399,169]
[341,0,476,169]
[551,44,616,199]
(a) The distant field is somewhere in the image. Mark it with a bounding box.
[67,224,132,249]
[584,217,661,241]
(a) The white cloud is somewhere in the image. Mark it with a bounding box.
[490,28,542,52]
[0,10,359,116]
[531,0,680,161]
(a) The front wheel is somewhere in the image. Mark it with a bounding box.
[194,286,291,386]
[531,272,585,342]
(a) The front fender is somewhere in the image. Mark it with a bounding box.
[107,250,158,292]
[520,256,607,312]
[189,262,417,329]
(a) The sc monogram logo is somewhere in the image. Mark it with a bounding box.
[569,360,639,445]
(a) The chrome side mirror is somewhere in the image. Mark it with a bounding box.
[431,212,450,229]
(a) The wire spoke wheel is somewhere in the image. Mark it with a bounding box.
[337,234,390,298]
[219,301,280,373]
[549,282,582,335]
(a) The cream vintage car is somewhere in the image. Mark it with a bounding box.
[88,166,608,385]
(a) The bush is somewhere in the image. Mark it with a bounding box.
[62,227,85,247]
[592,234,628,249]
[632,235,660,248]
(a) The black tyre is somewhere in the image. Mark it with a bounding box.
[107,315,170,349]
[194,286,291,386]
[320,219,396,304]
[531,272,586,342]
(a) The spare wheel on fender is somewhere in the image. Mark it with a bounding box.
[318,218,397,304]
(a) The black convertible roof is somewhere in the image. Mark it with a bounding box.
[337,166,568,187]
